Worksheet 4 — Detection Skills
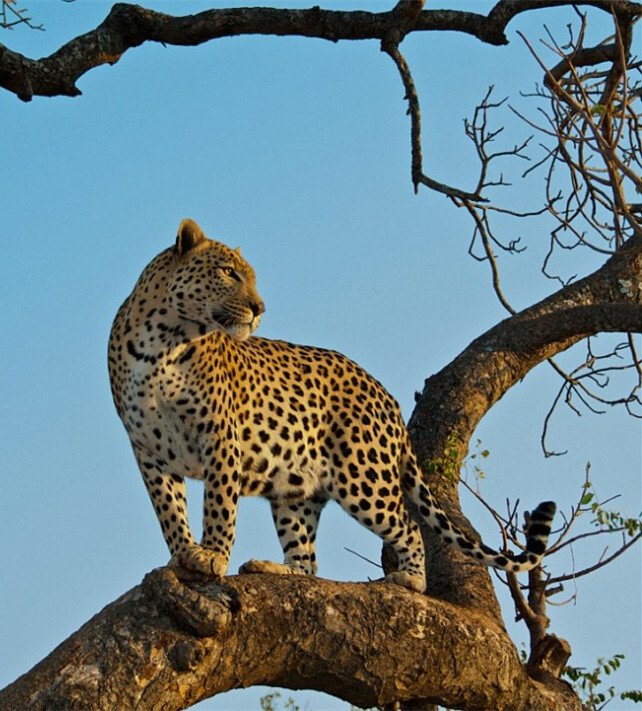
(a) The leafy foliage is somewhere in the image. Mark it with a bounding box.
[424,431,463,484]
[259,692,300,711]
[563,654,642,710]
[581,479,642,537]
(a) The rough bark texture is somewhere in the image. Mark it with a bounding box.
[408,239,642,478]
[409,243,642,467]
[0,568,581,711]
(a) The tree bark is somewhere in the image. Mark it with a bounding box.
[410,246,642,468]
[0,568,581,711]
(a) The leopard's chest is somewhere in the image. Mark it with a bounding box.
[119,348,215,479]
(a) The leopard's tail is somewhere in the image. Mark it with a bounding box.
[400,440,556,573]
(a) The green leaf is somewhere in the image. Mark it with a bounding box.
[621,689,642,702]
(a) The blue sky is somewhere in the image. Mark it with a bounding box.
[1,2,640,709]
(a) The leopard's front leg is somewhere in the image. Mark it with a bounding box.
[199,437,242,578]
[136,453,219,575]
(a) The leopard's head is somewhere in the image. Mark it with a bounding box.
[167,218,264,341]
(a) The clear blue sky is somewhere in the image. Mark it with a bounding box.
[1,2,640,709]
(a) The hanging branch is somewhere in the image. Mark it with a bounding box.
[381,1,485,200]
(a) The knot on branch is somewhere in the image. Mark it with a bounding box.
[526,634,572,682]
[142,567,240,637]
[382,0,425,51]
[167,639,205,672]
[105,3,150,48]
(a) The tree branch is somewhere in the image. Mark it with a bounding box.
[548,530,642,584]
[0,568,582,711]
[410,237,642,457]
[382,37,484,200]
[1,1,640,102]
[405,237,642,603]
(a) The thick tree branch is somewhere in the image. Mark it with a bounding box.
[404,237,642,603]
[0,568,582,711]
[409,239,642,462]
[0,0,639,102]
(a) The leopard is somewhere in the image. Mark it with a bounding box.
[108,218,556,593]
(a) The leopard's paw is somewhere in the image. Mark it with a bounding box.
[238,559,307,576]
[383,570,426,593]
[170,545,227,577]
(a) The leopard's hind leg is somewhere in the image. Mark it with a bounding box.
[240,495,327,576]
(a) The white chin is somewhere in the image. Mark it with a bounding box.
[224,324,252,341]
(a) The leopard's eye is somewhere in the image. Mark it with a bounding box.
[220,266,241,281]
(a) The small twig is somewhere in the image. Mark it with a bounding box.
[541,380,570,457]
[344,547,381,570]
[0,0,43,30]
[548,531,642,585]
[458,198,517,315]
[459,478,521,554]
[550,524,630,554]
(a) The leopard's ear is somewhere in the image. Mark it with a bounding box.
[175,218,208,257]
[234,246,242,256]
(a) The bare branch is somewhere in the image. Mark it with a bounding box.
[448,11,642,451]
[381,36,484,200]
[0,0,43,30]
[0,0,636,100]
[549,530,642,584]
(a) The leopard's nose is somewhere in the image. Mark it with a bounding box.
[251,300,265,317]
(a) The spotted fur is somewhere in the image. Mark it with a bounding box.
[108,218,556,592]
